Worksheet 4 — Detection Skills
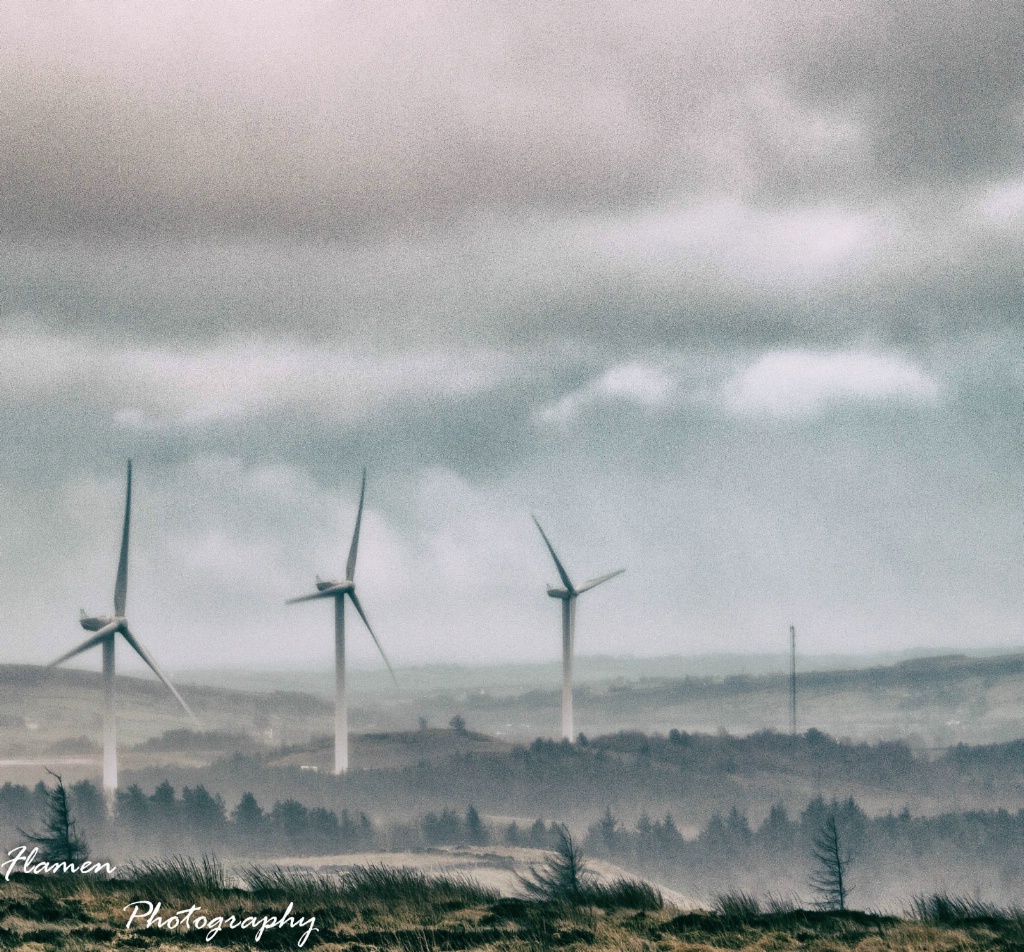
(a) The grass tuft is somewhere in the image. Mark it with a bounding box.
[584,877,664,911]
[343,864,497,906]
[763,892,799,914]
[909,893,1013,923]
[243,864,348,905]
[244,862,497,909]
[714,890,762,922]
[122,854,229,896]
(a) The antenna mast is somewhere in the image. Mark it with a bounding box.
[789,624,797,736]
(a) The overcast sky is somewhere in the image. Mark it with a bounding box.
[2,0,1023,673]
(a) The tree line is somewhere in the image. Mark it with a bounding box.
[3,776,1024,906]
[581,795,1024,906]
[0,780,564,857]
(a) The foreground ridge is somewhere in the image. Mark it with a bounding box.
[2,860,1023,950]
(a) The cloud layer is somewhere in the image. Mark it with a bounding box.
[2,1,1021,235]
[2,1,1024,670]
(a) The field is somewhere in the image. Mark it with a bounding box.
[226,846,694,908]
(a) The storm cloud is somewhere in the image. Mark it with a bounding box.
[2,0,1023,671]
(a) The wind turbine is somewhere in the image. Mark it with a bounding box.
[532,516,624,741]
[49,461,197,801]
[287,469,396,775]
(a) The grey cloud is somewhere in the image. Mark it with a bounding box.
[9,1,1018,235]
[4,189,1022,356]
[3,0,1023,358]
[0,322,586,489]
[0,27,685,236]
[0,327,512,428]
[6,334,1024,667]
[5,1,1024,669]
[786,0,1024,192]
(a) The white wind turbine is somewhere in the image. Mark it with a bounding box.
[49,461,197,801]
[532,516,624,741]
[287,470,396,774]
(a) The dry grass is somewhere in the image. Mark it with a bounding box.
[2,868,1024,950]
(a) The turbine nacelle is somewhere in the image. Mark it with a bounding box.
[80,614,122,633]
[288,579,355,603]
[317,579,353,594]
[533,516,625,599]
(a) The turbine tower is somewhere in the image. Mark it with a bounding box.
[287,469,396,775]
[532,516,624,741]
[49,461,197,801]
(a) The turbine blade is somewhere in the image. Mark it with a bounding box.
[346,468,367,582]
[120,626,198,724]
[286,590,334,604]
[48,623,119,667]
[532,515,575,593]
[113,460,132,616]
[576,568,625,594]
[348,589,397,685]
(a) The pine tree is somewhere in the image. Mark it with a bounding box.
[22,770,88,865]
[465,805,489,845]
[518,825,593,901]
[810,814,851,911]
[598,806,620,852]
[232,792,265,838]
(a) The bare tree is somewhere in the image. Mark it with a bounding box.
[810,814,851,911]
[21,770,88,865]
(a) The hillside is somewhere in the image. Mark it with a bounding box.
[6,650,1024,784]
[178,651,1024,747]
[1,862,1021,951]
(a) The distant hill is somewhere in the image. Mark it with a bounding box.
[3,650,1024,788]
[171,647,1022,697]
[0,663,332,786]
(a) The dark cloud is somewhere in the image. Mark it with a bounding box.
[2,1,1021,359]
[6,1,1019,235]
[4,326,1024,666]
[3,2,1024,668]
[3,197,1022,353]
[786,1,1024,191]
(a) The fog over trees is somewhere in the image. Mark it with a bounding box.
[4,728,1024,907]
